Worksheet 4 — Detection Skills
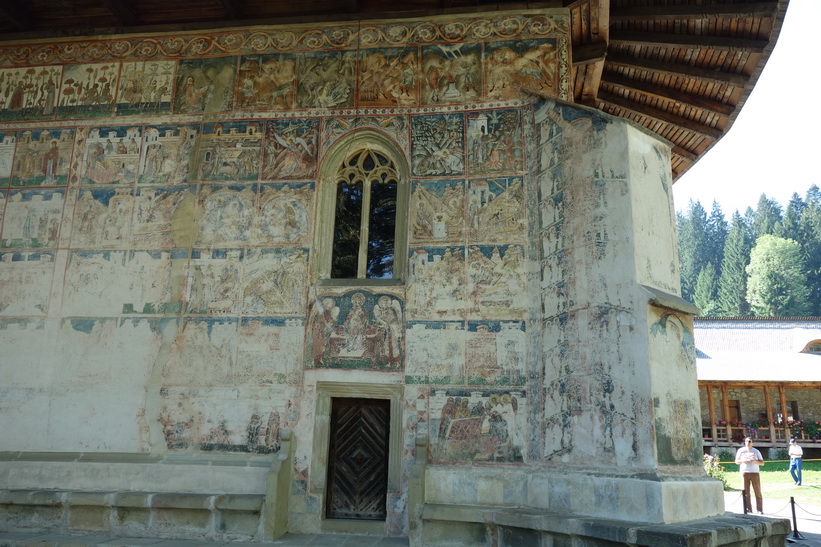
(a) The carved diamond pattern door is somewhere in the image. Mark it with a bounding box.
[326,397,390,520]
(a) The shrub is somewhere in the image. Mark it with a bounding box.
[718,449,734,462]
[771,447,789,460]
[704,454,730,490]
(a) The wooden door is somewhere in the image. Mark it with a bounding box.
[326,397,390,520]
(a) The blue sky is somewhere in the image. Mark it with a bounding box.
[672,0,820,215]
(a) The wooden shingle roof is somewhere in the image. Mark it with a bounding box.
[0,0,789,181]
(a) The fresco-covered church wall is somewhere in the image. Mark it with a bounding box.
[0,10,574,535]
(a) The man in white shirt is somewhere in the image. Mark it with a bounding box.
[735,437,765,514]
[788,438,803,486]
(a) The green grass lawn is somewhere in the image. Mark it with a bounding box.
[718,459,821,505]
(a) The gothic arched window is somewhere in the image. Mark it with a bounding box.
[314,132,409,284]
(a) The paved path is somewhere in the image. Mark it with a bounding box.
[723,490,821,545]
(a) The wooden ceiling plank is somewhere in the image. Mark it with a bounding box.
[610,31,768,52]
[602,73,735,116]
[572,41,607,66]
[611,2,777,22]
[105,0,138,26]
[598,89,723,139]
[0,0,32,30]
[217,0,242,20]
[605,52,748,87]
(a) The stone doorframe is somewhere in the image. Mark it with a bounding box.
[310,382,403,535]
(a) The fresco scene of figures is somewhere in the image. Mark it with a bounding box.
[240,248,308,316]
[296,50,356,109]
[466,321,525,386]
[467,245,527,317]
[80,126,142,185]
[468,176,526,243]
[71,188,134,248]
[262,119,317,180]
[11,128,73,187]
[322,116,408,154]
[237,318,305,385]
[62,249,184,316]
[196,185,255,246]
[405,321,465,385]
[307,292,404,370]
[257,184,312,244]
[116,61,174,117]
[421,43,481,105]
[174,57,237,115]
[198,121,262,182]
[430,388,525,462]
[408,247,466,320]
[158,386,290,454]
[485,39,558,101]
[0,132,14,179]
[57,63,119,120]
[139,125,199,185]
[0,252,53,316]
[411,114,465,177]
[235,54,296,112]
[467,109,523,175]
[410,180,465,245]
[132,186,195,248]
[0,66,61,121]
[359,47,418,107]
[1,189,64,248]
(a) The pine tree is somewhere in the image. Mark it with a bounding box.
[677,200,709,302]
[798,185,821,315]
[716,212,752,316]
[775,193,804,241]
[693,263,719,316]
[752,194,782,239]
[705,201,727,273]
[746,235,811,317]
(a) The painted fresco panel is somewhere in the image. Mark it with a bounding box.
[197,121,262,182]
[256,183,312,245]
[241,248,308,316]
[407,246,465,320]
[410,114,464,177]
[132,185,196,249]
[12,128,73,187]
[467,244,527,317]
[1,189,64,248]
[196,184,255,246]
[420,43,481,105]
[0,251,54,316]
[116,60,175,117]
[139,124,200,185]
[236,54,296,111]
[80,125,142,185]
[430,388,525,463]
[0,132,15,181]
[262,119,317,181]
[484,39,559,101]
[185,249,244,315]
[71,188,134,248]
[57,63,119,120]
[358,47,418,107]
[173,57,237,115]
[237,318,305,385]
[162,317,238,386]
[409,179,465,245]
[306,291,404,370]
[296,50,356,109]
[322,116,408,155]
[466,321,525,386]
[467,109,523,175]
[62,250,185,316]
[405,321,465,385]
[157,386,292,453]
[468,176,525,243]
[0,66,61,122]
[0,319,47,386]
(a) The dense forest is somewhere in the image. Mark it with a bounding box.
[676,185,821,317]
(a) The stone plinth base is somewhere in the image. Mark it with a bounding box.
[419,504,790,546]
